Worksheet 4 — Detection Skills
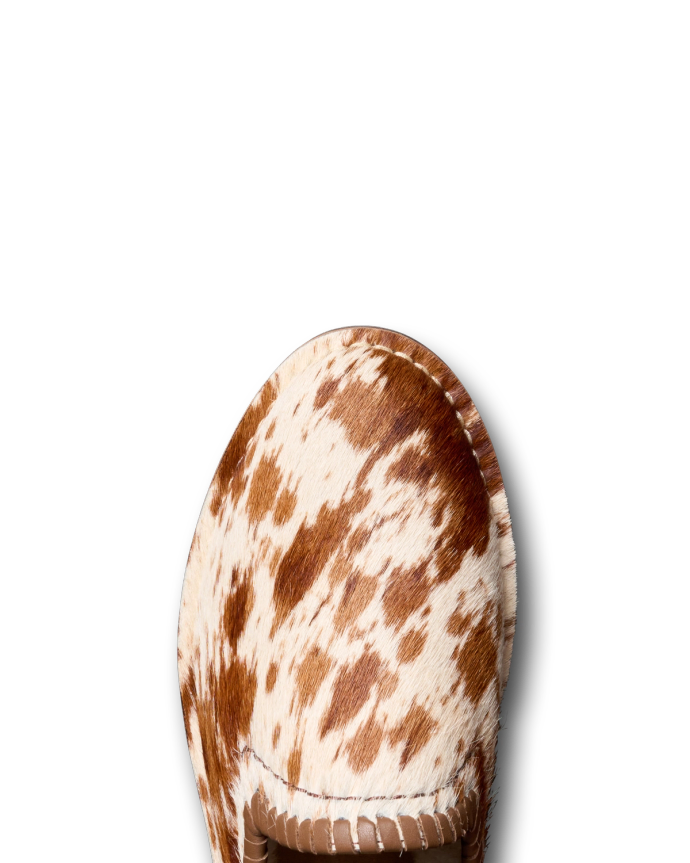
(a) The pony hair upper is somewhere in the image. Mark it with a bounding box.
[178,327,516,863]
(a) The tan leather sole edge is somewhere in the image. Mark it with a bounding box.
[244,790,482,859]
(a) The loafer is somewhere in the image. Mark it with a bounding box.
[178,326,516,863]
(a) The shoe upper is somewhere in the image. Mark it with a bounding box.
[178,327,516,863]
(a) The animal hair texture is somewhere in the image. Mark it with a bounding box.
[178,327,516,863]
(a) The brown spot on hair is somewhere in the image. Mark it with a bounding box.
[180,665,197,746]
[265,419,276,440]
[344,521,379,558]
[388,704,437,769]
[273,487,297,525]
[210,379,277,517]
[194,716,229,856]
[208,818,218,852]
[246,453,283,525]
[273,724,281,747]
[255,538,273,571]
[345,715,384,772]
[333,572,378,634]
[265,661,278,693]
[376,557,392,578]
[326,555,350,588]
[386,444,435,491]
[324,348,491,583]
[271,487,372,635]
[243,437,258,472]
[221,567,254,653]
[198,776,210,806]
[381,560,432,631]
[287,745,302,785]
[309,597,329,625]
[454,606,499,705]
[397,629,427,664]
[293,645,334,716]
[314,376,340,410]
[194,651,257,862]
[446,594,472,639]
[320,647,383,737]
[326,527,380,588]
[216,654,257,742]
[376,668,400,700]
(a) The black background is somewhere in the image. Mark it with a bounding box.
[118,320,588,863]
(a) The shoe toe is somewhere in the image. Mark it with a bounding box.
[179,327,516,863]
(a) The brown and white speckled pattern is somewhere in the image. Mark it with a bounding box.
[178,327,516,863]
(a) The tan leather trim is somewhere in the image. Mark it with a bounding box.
[244,799,269,862]
[246,791,478,857]
[287,816,300,851]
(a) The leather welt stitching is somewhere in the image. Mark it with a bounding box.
[240,745,476,802]
[348,342,490,499]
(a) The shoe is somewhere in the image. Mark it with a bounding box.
[178,326,516,863]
